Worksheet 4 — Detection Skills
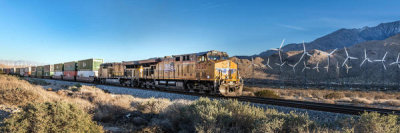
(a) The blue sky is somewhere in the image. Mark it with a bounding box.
[0,0,399,64]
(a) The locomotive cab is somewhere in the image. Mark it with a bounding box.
[196,50,243,96]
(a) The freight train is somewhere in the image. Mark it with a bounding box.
[1,50,243,96]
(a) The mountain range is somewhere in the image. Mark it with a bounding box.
[237,20,400,59]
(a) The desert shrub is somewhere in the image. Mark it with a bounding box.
[75,83,82,88]
[280,112,313,133]
[353,112,400,133]
[0,87,41,106]
[0,102,103,133]
[255,90,280,99]
[136,98,171,114]
[164,97,289,132]
[71,87,81,92]
[324,92,345,99]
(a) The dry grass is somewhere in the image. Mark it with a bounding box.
[0,75,93,110]
[246,86,400,110]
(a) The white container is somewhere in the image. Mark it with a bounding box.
[54,72,63,76]
[77,71,98,77]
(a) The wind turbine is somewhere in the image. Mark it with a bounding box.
[390,53,400,88]
[313,61,320,72]
[323,48,337,72]
[342,47,358,67]
[360,49,373,88]
[374,51,388,89]
[344,63,353,88]
[297,41,312,64]
[271,39,286,88]
[271,39,285,64]
[302,61,310,88]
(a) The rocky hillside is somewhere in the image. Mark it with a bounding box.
[233,34,400,84]
[240,20,400,59]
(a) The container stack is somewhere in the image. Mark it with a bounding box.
[77,58,103,82]
[36,66,44,78]
[24,67,31,77]
[31,66,37,77]
[43,65,54,78]
[16,68,21,76]
[10,68,15,75]
[63,61,77,81]
[53,63,64,79]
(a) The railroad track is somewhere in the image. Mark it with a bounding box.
[26,77,400,116]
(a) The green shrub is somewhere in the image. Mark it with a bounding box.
[136,98,171,114]
[324,92,345,99]
[0,102,103,133]
[353,112,400,133]
[28,79,50,86]
[71,87,81,92]
[75,83,82,88]
[254,90,281,99]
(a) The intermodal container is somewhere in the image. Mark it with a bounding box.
[77,58,103,82]
[43,65,54,78]
[10,68,16,75]
[36,66,44,78]
[24,67,31,77]
[31,66,37,77]
[64,61,77,71]
[16,68,21,76]
[53,63,64,79]
[63,71,77,81]
[4,68,10,74]
[20,68,25,76]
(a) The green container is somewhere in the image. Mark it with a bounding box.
[16,68,20,75]
[64,61,77,71]
[54,63,64,72]
[44,65,54,77]
[31,66,37,77]
[77,58,104,71]
[36,66,44,77]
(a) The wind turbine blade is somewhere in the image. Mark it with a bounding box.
[275,63,280,66]
[364,49,367,58]
[303,41,306,51]
[383,52,388,60]
[349,57,358,60]
[397,53,400,62]
[344,47,349,56]
[270,48,279,51]
[330,48,337,55]
[306,53,312,57]
[360,59,366,67]
[302,67,305,72]
[342,58,348,67]
[390,62,397,65]
[280,39,285,49]
[368,59,372,62]
[374,60,382,62]
[383,63,387,70]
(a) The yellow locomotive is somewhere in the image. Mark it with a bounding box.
[100,50,243,96]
